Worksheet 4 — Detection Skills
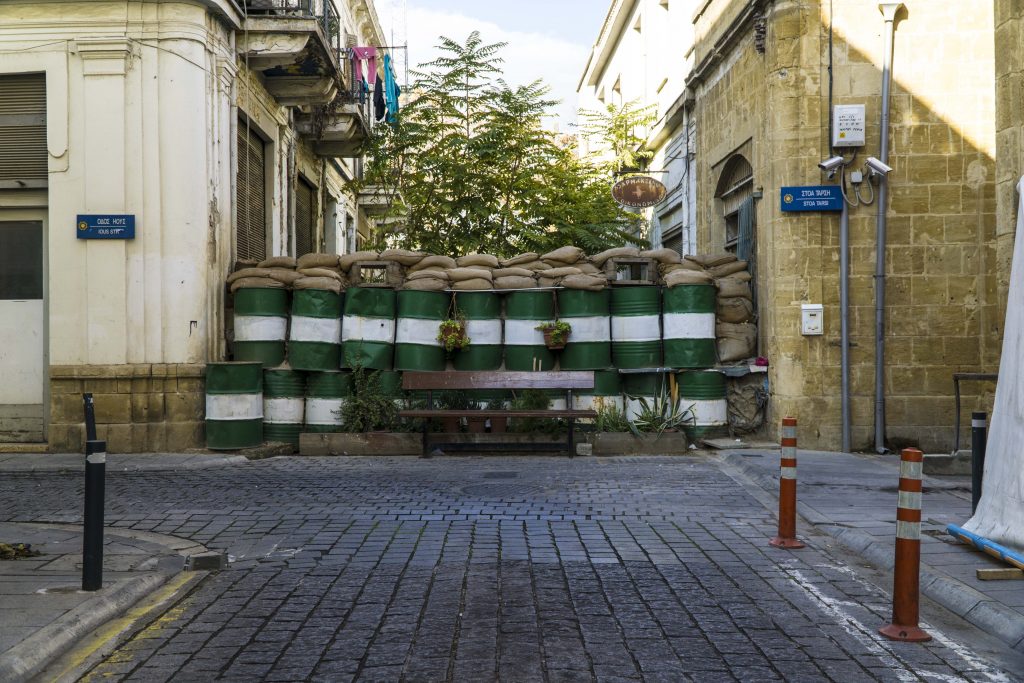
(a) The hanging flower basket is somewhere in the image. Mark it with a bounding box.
[437,318,470,353]
[536,321,572,350]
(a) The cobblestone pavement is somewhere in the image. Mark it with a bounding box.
[2,456,1020,682]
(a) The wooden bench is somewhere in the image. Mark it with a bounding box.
[399,371,597,457]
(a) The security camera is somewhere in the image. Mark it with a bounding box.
[818,156,845,173]
[865,156,893,176]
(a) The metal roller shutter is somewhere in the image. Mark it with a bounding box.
[295,176,315,256]
[236,122,267,261]
[0,74,47,187]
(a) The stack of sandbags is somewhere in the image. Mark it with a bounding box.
[337,250,379,273]
[404,255,455,291]
[717,321,757,362]
[226,266,288,293]
[493,266,537,290]
[295,253,348,293]
[591,246,639,269]
[447,266,493,290]
[380,248,426,268]
[706,253,755,361]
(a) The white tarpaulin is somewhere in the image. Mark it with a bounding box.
[963,176,1024,551]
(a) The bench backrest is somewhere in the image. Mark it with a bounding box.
[402,371,595,391]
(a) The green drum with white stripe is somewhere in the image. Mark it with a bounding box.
[575,370,623,412]
[263,367,305,446]
[557,289,611,370]
[341,287,396,370]
[395,290,446,371]
[611,286,662,369]
[305,371,353,433]
[205,362,263,450]
[233,288,288,367]
[289,288,342,371]
[663,285,716,369]
[504,291,555,371]
[453,292,502,371]
[678,370,728,439]
[623,372,664,422]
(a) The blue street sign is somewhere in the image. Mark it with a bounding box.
[780,185,843,212]
[76,214,135,239]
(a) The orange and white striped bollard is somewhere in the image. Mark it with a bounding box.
[879,447,932,642]
[769,417,805,549]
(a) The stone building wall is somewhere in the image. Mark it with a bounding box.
[995,0,1023,315]
[690,0,997,451]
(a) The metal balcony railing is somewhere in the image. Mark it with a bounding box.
[244,0,341,56]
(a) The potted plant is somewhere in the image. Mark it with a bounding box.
[437,317,471,353]
[535,320,572,350]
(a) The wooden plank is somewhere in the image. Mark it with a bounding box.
[976,568,1024,581]
[399,409,596,418]
[401,370,595,391]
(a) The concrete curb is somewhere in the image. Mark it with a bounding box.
[0,572,170,682]
[720,452,1024,654]
[0,454,248,472]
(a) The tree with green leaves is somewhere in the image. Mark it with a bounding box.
[577,100,659,174]
[356,32,645,257]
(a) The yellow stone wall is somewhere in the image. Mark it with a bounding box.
[995,0,1022,316]
[691,0,997,451]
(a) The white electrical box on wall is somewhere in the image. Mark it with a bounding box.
[801,304,824,336]
[832,104,866,148]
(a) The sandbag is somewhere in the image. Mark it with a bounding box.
[299,267,344,281]
[520,261,552,271]
[542,246,584,264]
[537,277,559,288]
[379,248,426,266]
[409,255,457,272]
[226,267,273,284]
[402,277,447,291]
[577,262,602,275]
[688,252,737,268]
[493,267,534,278]
[338,251,380,271]
[544,266,583,278]
[716,277,752,299]
[457,253,500,268]
[561,274,607,291]
[500,252,538,267]
[716,322,757,362]
[592,246,639,266]
[297,253,340,269]
[494,276,536,289]
[709,260,749,278]
[669,259,705,273]
[293,276,343,294]
[664,269,713,287]
[230,277,285,293]
[447,267,493,282]
[452,278,493,290]
[659,264,687,275]
[717,296,755,323]
[257,256,296,269]
[406,269,450,282]
[266,268,304,285]
[640,248,682,264]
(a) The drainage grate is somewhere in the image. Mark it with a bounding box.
[481,471,519,479]
[461,483,539,497]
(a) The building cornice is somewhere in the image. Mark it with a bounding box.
[685,0,767,89]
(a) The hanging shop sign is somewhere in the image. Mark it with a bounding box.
[76,214,136,239]
[612,176,667,208]
[780,185,843,212]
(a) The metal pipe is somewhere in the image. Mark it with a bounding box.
[840,197,851,452]
[874,3,903,454]
[970,411,988,514]
[82,439,106,591]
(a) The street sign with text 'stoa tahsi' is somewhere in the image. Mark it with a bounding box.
[612,176,668,208]
[780,185,843,212]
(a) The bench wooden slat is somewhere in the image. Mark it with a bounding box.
[402,371,595,391]
[399,409,596,418]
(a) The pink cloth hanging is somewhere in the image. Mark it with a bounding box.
[351,47,377,86]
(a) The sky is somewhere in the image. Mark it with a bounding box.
[375,0,607,128]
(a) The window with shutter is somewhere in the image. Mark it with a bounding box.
[295,175,315,257]
[236,121,267,261]
[0,74,47,189]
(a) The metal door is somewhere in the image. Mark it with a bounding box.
[0,217,45,441]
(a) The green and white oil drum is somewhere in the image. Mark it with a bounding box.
[289,288,342,371]
[663,285,716,369]
[504,290,555,371]
[557,289,611,370]
[575,370,623,413]
[394,290,446,371]
[263,367,305,447]
[233,287,288,367]
[678,370,728,439]
[623,372,664,422]
[453,291,503,371]
[304,370,353,433]
[341,287,396,370]
[611,286,662,369]
[205,362,263,449]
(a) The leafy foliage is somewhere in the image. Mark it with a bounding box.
[339,367,399,432]
[437,318,470,352]
[593,400,631,433]
[508,389,562,434]
[536,320,572,347]
[627,382,695,436]
[577,100,659,174]
[356,32,645,258]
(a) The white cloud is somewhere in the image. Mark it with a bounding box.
[381,4,590,129]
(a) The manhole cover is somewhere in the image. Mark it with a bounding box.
[482,471,518,479]
[461,483,539,497]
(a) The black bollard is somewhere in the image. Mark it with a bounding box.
[970,411,987,514]
[83,393,97,442]
[82,439,106,591]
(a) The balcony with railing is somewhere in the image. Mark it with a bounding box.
[237,0,343,106]
[294,53,379,158]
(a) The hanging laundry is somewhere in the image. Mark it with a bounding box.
[383,53,401,124]
[351,47,377,89]
[374,76,386,122]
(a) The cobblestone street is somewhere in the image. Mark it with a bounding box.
[2,455,1020,682]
